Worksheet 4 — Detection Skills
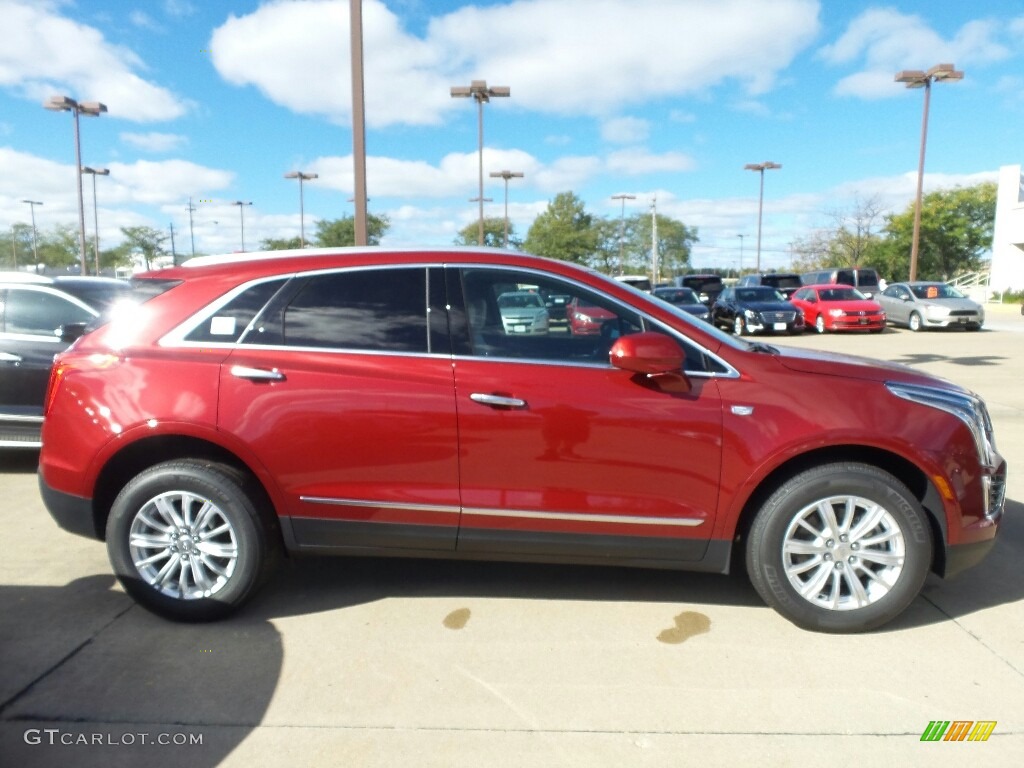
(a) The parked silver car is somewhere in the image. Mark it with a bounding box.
[877,282,984,331]
[497,290,550,335]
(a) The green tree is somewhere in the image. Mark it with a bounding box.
[875,183,997,281]
[260,236,303,251]
[313,214,390,247]
[523,192,599,264]
[631,213,698,281]
[121,226,169,271]
[0,223,35,269]
[38,224,81,270]
[453,217,519,248]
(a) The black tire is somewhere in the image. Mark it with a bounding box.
[908,312,923,332]
[745,462,933,633]
[106,460,277,621]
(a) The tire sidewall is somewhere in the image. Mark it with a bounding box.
[106,462,266,621]
[747,464,933,633]
[909,312,922,331]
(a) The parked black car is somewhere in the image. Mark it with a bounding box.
[0,274,139,448]
[711,285,805,336]
[652,287,711,322]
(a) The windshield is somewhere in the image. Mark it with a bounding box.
[737,287,785,302]
[819,287,865,301]
[498,292,544,309]
[911,284,965,300]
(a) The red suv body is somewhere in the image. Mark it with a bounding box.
[38,248,1006,632]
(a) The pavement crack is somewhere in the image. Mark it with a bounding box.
[920,593,1024,679]
[0,602,136,718]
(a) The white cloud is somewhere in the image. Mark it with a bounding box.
[120,132,188,153]
[129,10,163,32]
[601,117,650,144]
[0,0,188,121]
[210,0,819,127]
[606,148,694,176]
[820,9,1014,99]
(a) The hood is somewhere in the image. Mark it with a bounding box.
[742,300,796,312]
[773,344,967,391]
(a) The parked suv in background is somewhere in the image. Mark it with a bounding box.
[736,272,803,298]
[38,248,1005,632]
[1,273,138,448]
[801,267,883,298]
[674,274,724,305]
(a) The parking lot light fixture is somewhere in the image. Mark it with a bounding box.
[284,172,318,247]
[895,64,963,282]
[451,80,510,246]
[44,95,107,275]
[81,167,109,275]
[744,161,781,273]
[232,201,253,252]
[489,170,523,248]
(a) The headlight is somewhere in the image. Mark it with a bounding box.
[926,305,950,318]
[828,309,846,318]
[744,309,758,320]
[886,382,997,468]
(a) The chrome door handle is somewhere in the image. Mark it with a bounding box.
[470,393,527,409]
[0,352,22,363]
[230,365,286,382]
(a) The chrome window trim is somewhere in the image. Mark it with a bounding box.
[300,497,461,515]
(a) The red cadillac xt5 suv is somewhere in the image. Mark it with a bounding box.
[38,248,1006,632]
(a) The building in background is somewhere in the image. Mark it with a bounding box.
[990,164,1024,294]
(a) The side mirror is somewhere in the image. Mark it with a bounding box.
[609,332,684,374]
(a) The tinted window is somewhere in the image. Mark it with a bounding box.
[3,288,94,336]
[762,274,801,290]
[262,268,429,353]
[188,278,288,343]
[856,269,879,288]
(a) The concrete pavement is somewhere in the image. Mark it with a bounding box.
[1,311,1021,767]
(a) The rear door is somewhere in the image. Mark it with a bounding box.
[217,266,462,552]
[450,266,723,564]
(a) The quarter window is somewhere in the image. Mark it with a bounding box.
[186,278,288,343]
[262,268,429,353]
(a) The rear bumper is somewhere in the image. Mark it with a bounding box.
[39,475,100,540]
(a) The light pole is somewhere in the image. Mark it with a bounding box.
[44,95,107,275]
[232,201,253,252]
[22,200,42,264]
[81,167,109,275]
[451,80,510,246]
[284,171,318,247]
[895,63,963,282]
[489,170,523,248]
[744,161,781,273]
[350,0,368,246]
[611,194,636,274]
[737,233,746,276]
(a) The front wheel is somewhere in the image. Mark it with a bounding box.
[745,462,933,633]
[908,312,923,332]
[734,316,746,336]
[106,460,278,621]
[815,315,826,334]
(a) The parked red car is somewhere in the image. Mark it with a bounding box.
[38,248,1005,632]
[567,295,616,335]
[790,284,886,333]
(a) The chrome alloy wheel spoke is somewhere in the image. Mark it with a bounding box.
[782,495,905,612]
[128,490,239,600]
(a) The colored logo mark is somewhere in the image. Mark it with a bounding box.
[920,720,997,742]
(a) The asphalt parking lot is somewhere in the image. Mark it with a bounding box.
[1,304,1021,767]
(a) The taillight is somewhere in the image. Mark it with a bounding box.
[44,353,120,416]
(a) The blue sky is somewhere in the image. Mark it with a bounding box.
[1,0,1022,271]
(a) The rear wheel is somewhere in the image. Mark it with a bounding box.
[106,460,277,621]
[745,462,932,633]
[908,312,923,332]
